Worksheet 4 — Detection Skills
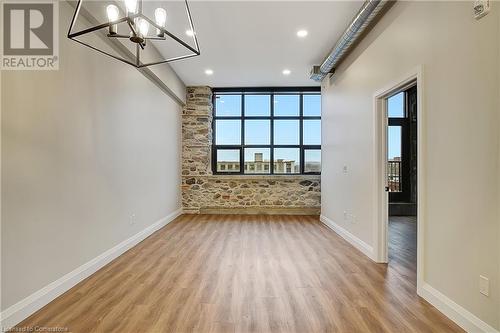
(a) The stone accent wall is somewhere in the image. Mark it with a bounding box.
[181,86,321,214]
[182,86,213,177]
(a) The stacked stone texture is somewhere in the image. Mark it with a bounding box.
[181,86,321,214]
[182,86,213,176]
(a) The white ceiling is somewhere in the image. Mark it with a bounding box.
[168,1,362,87]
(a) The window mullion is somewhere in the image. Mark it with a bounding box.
[300,93,304,174]
[241,95,245,174]
[270,94,274,175]
[239,147,244,175]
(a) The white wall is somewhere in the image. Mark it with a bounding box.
[1,1,183,311]
[321,1,499,330]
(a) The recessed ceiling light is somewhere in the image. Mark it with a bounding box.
[186,29,195,37]
[297,30,308,38]
[282,69,291,75]
[205,69,214,75]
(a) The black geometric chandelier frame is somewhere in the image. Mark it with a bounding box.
[67,0,200,68]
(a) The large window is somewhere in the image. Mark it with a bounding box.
[213,88,321,175]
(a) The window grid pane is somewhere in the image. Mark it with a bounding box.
[215,95,242,117]
[216,149,240,173]
[245,120,270,145]
[388,126,402,192]
[304,149,321,173]
[215,119,241,145]
[303,95,321,116]
[388,92,405,118]
[274,148,300,174]
[274,95,300,116]
[274,120,300,145]
[244,148,270,174]
[303,120,321,145]
[213,91,321,174]
[245,95,271,116]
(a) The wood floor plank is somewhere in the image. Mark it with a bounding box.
[16,214,463,332]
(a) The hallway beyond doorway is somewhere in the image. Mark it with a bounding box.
[389,216,417,288]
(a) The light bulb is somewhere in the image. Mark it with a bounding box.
[154,8,166,27]
[124,0,137,14]
[138,19,149,36]
[296,30,308,38]
[106,4,119,22]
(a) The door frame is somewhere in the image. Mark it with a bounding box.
[372,66,425,294]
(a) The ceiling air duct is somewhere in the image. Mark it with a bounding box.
[310,0,392,82]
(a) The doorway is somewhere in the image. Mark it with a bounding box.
[387,84,418,286]
[373,68,424,292]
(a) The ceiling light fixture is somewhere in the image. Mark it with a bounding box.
[282,69,291,75]
[297,30,308,38]
[68,0,200,68]
[154,8,167,37]
[125,0,138,14]
[205,69,214,75]
[186,29,195,37]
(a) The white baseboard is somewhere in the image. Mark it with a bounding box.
[320,214,374,260]
[319,215,499,332]
[419,283,499,333]
[320,214,498,332]
[0,209,182,329]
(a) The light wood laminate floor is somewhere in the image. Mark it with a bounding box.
[18,214,463,332]
[389,216,418,288]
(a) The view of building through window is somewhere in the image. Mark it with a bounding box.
[387,92,404,192]
[213,89,321,174]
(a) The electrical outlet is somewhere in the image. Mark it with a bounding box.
[129,213,136,225]
[479,275,489,296]
[342,165,348,174]
[343,211,356,224]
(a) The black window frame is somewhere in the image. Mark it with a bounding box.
[212,87,321,175]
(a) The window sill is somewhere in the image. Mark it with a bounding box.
[191,174,320,180]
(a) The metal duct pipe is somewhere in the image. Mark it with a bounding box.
[310,0,391,82]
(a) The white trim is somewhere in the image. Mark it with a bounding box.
[372,66,425,290]
[372,95,389,264]
[0,209,182,329]
[420,283,500,333]
[320,215,374,260]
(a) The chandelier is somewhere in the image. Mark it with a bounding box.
[68,0,200,68]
